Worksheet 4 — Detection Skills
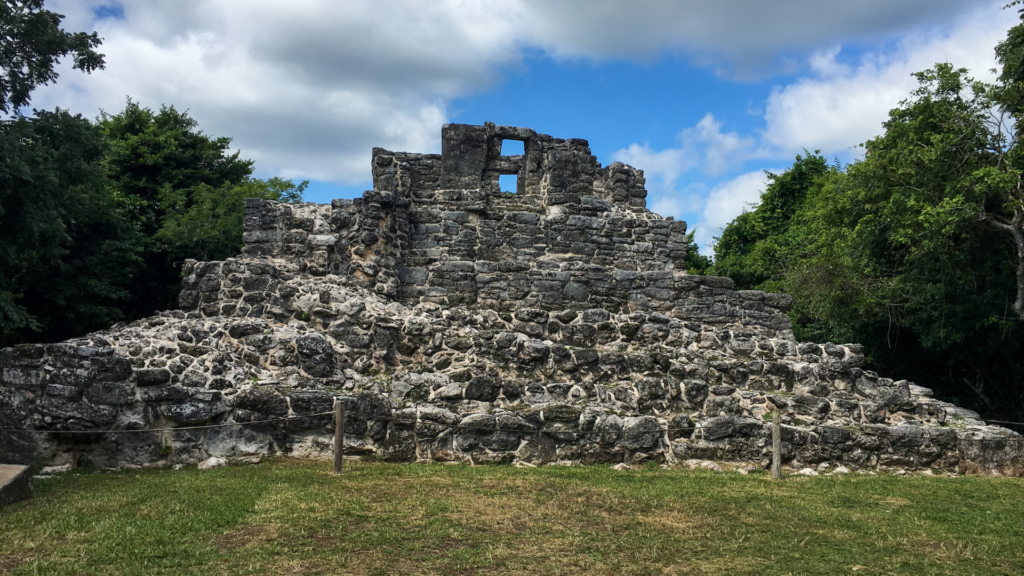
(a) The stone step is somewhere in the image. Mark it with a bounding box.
[0,464,32,507]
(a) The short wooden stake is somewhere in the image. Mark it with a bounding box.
[772,409,782,480]
[334,398,345,474]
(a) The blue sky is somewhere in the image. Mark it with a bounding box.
[36,0,1017,254]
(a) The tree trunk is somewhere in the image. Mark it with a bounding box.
[1011,218,1024,320]
[984,206,1024,321]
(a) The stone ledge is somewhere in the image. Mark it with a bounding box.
[0,464,32,507]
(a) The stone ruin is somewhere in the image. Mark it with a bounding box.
[2,122,1022,474]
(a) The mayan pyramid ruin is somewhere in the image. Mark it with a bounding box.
[2,122,1021,474]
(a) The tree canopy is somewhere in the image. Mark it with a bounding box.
[0,98,308,346]
[98,100,308,319]
[0,13,305,345]
[0,0,104,114]
[0,109,140,345]
[711,33,1024,422]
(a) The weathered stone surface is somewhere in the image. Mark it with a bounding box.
[1,123,1020,474]
[160,401,227,425]
[84,381,135,406]
[620,416,661,450]
[295,334,334,378]
[231,387,288,415]
[135,368,170,386]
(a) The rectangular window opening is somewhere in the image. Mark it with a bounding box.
[499,174,518,194]
[500,139,524,156]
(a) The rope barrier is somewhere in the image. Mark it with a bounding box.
[0,411,336,434]
[980,419,1024,427]
[2,405,1022,444]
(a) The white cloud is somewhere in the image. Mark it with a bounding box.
[762,5,1015,155]
[611,114,763,255]
[684,114,759,175]
[612,113,757,192]
[34,0,525,184]
[702,171,768,229]
[520,0,977,77]
[690,171,772,255]
[614,144,690,190]
[610,2,1013,256]
[26,0,1009,190]
[620,2,1013,179]
[649,183,707,223]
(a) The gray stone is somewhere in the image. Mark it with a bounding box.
[701,415,737,441]
[135,368,170,386]
[434,382,464,401]
[0,465,32,507]
[790,395,830,419]
[460,413,496,430]
[619,416,661,450]
[571,347,599,365]
[230,387,288,415]
[518,434,556,464]
[295,334,335,378]
[669,414,695,440]
[159,401,227,424]
[37,397,117,426]
[419,405,459,425]
[84,381,135,406]
[465,376,501,402]
[683,380,709,406]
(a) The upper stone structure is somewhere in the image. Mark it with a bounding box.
[236,122,690,310]
[2,123,1022,475]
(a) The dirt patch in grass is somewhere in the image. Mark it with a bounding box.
[431,536,470,554]
[309,529,340,549]
[0,552,30,574]
[912,538,976,564]
[640,508,703,534]
[454,482,641,536]
[269,558,332,575]
[217,525,272,552]
[0,534,72,575]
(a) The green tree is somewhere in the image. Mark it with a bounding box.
[712,61,1024,420]
[712,152,833,290]
[0,109,141,345]
[158,177,306,262]
[0,4,305,344]
[99,99,305,317]
[828,63,1022,416]
[985,10,1024,320]
[0,0,104,114]
[0,0,126,343]
[682,229,713,275]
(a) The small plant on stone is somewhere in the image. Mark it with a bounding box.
[160,445,173,457]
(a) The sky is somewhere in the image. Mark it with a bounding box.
[31,0,1018,255]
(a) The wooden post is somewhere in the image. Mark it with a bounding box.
[772,409,782,480]
[334,397,344,474]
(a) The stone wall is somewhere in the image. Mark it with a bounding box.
[237,122,686,311]
[2,123,1022,475]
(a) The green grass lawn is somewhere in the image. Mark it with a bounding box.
[0,459,1021,575]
